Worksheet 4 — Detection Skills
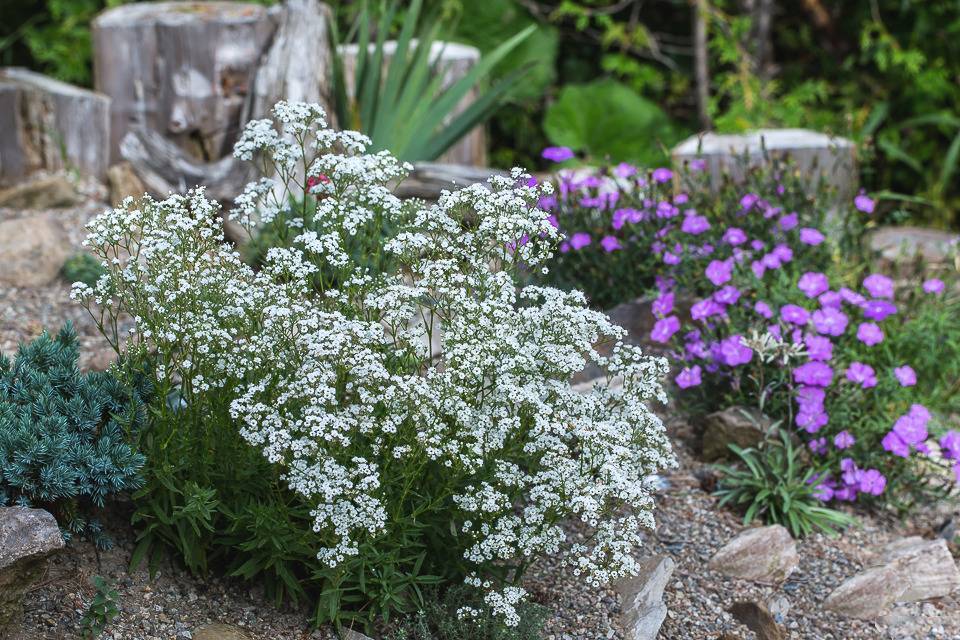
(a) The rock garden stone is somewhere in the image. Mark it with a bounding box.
[615,555,675,640]
[0,176,82,210]
[824,563,905,620]
[728,601,785,640]
[0,215,72,287]
[0,507,65,636]
[709,525,798,583]
[342,630,375,640]
[192,623,254,640]
[867,226,959,266]
[106,162,146,206]
[875,536,959,603]
[700,406,773,461]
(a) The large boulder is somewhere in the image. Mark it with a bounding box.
[0,507,65,636]
[615,555,675,640]
[709,525,798,584]
[700,406,773,462]
[0,215,72,287]
[0,176,82,210]
[867,226,959,268]
[192,623,253,640]
[823,564,904,620]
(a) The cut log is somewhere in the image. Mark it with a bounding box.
[393,162,507,200]
[0,68,110,184]
[92,2,277,164]
[338,40,487,166]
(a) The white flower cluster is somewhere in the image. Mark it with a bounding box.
[75,102,675,625]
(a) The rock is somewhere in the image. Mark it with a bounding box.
[824,564,905,620]
[106,162,146,206]
[192,623,253,640]
[867,226,959,266]
[0,176,82,209]
[728,601,786,640]
[0,507,65,636]
[709,525,799,584]
[875,536,960,602]
[341,631,375,640]
[700,406,773,462]
[615,555,675,640]
[0,215,72,287]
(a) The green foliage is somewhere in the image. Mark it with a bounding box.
[0,324,147,547]
[62,252,107,288]
[80,575,120,639]
[715,431,855,538]
[328,0,534,161]
[543,79,681,167]
[385,586,549,640]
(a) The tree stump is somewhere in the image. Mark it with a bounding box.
[92,2,277,165]
[0,68,110,184]
[672,129,856,201]
[338,40,487,166]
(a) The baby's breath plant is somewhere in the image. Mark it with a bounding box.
[74,102,675,628]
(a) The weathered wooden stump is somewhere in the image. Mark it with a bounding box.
[92,1,277,164]
[0,68,110,184]
[338,40,487,166]
[672,129,856,201]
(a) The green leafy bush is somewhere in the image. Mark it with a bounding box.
[0,324,147,547]
[62,252,107,288]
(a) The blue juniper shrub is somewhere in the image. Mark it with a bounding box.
[0,324,148,547]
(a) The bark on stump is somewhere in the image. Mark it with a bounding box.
[0,68,110,184]
[338,40,487,166]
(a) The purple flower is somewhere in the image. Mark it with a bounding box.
[652,292,674,317]
[796,385,826,409]
[705,259,734,286]
[713,285,741,306]
[663,251,680,265]
[779,212,799,231]
[809,438,828,455]
[854,192,875,214]
[797,410,829,433]
[689,158,707,171]
[681,213,710,235]
[751,239,766,252]
[751,261,766,279]
[600,235,622,252]
[675,365,702,389]
[559,241,570,253]
[894,365,916,387]
[569,232,592,250]
[845,362,877,388]
[840,287,866,307]
[717,335,753,366]
[892,413,928,447]
[754,301,773,319]
[799,227,825,245]
[781,304,810,326]
[923,279,945,294]
[772,244,793,263]
[651,316,681,343]
[798,272,830,298]
[819,290,842,309]
[794,361,834,387]
[834,431,856,450]
[723,227,747,246]
[940,431,960,460]
[690,298,724,321]
[811,307,849,337]
[652,168,674,183]
[740,193,759,210]
[614,162,637,178]
[863,274,894,299]
[859,469,886,495]
[856,322,884,346]
[804,334,833,361]
[862,300,897,321]
[542,146,574,162]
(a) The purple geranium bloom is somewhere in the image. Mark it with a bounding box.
[794,361,834,387]
[882,430,909,457]
[859,469,886,495]
[779,212,799,231]
[923,278,945,294]
[614,162,637,178]
[834,431,856,450]
[797,410,829,433]
[892,412,928,447]
[675,365,702,389]
[819,290,842,309]
[894,365,916,387]
[863,274,894,299]
[650,316,681,343]
[705,259,734,286]
[723,227,747,246]
[798,272,830,298]
[862,300,897,321]
[840,287,867,307]
[804,334,833,361]
[656,201,679,218]
[681,213,710,235]
[600,235,622,252]
[845,362,877,388]
[559,241,570,253]
[717,335,753,366]
[940,431,960,460]
[740,193,759,210]
[663,251,680,265]
[799,227,825,245]
[751,260,766,279]
[751,239,766,252]
[781,304,810,326]
[812,307,848,336]
[772,244,793,263]
[652,167,673,183]
[569,232,592,250]
[542,146,574,162]
[796,385,826,408]
[713,285,741,306]
[652,292,674,317]
[854,192,875,213]
[809,438,828,455]
[856,322,884,346]
[754,300,774,319]
[690,298,723,321]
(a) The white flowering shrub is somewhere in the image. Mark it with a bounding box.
[74,102,675,627]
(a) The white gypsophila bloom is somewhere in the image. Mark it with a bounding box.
[78,101,675,627]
